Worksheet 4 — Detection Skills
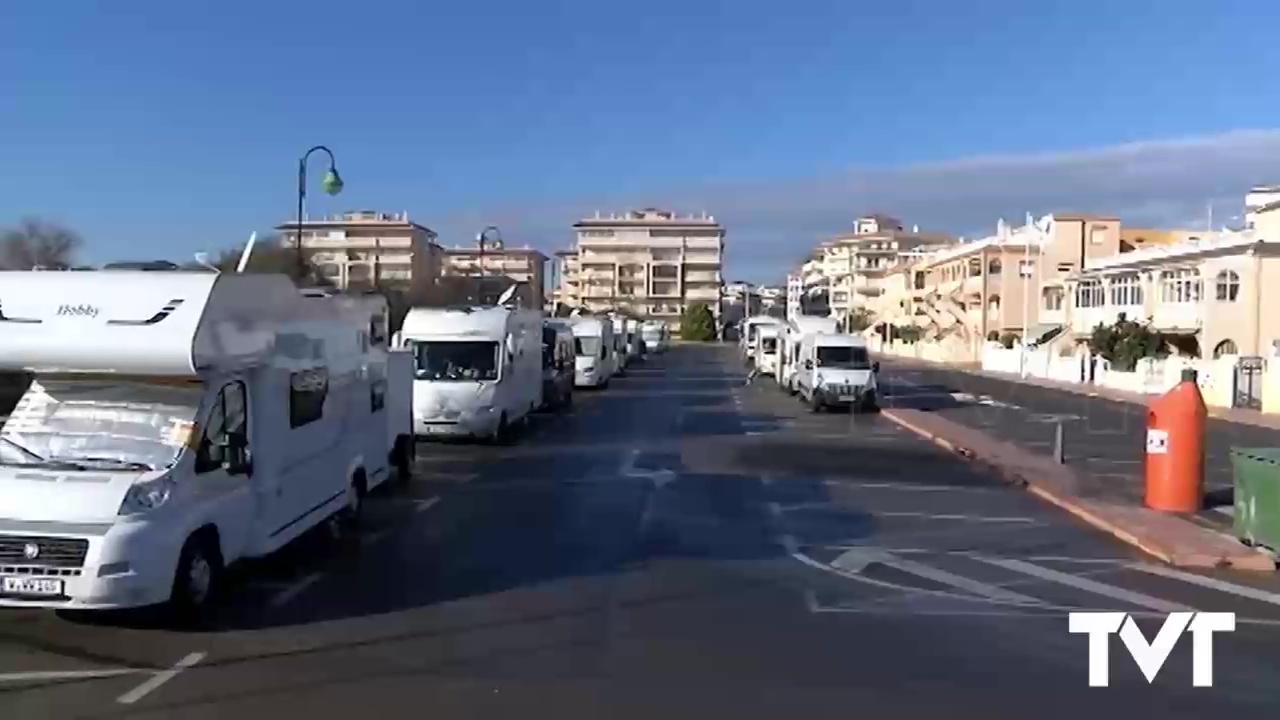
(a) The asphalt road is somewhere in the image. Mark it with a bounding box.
[873,358,1280,509]
[5,345,1280,717]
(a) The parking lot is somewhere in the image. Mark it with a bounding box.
[5,346,1280,716]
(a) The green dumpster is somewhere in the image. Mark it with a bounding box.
[1231,447,1280,549]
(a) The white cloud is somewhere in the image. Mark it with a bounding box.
[433,129,1280,283]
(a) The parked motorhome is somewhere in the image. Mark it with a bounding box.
[541,319,575,411]
[778,315,839,393]
[640,321,669,354]
[0,271,413,618]
[740,316,783,366]
[753,325,782,379]
[570,317,615,388]
[398,303,543,442]
[792,333,880,413]
[610,315,633,375]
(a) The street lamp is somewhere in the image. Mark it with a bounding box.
[295,145,344,282]
[477,225,502,303]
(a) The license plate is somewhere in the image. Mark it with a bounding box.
[839,396,857,402]
[2,576,63,597]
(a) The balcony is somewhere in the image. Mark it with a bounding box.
[1151,302,1201,332]
[685,270,721,283]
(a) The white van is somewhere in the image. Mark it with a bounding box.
[640,321,669,354]
[399,303,543,443]
[753,325,782,379]
[778,315,839,393]
[0,271,413,618]
[610,316,633,375]
[793,334,881,413]
[570,317,614,388]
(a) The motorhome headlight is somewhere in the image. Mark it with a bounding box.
[119,477,175,515]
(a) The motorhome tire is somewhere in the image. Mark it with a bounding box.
[809,394,823,414]
[493,414,513,445]
[169,532,222,624]
[562,391,573,410]
[343,476,367,529]
[393,437,413,483]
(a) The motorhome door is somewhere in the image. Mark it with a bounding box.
[188,378,257,558]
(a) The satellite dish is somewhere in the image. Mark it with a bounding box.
[496,284,518,306]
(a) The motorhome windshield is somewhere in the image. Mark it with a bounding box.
[761,337,779,354]
[816,346,871,369]
[642,327,663,340]
[411,341,499,381]
[0,378,203,471]
[574,336,601,357]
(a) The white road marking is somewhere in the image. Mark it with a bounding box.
[0,668,143,683]
[780,535,799,553]
[974,556,1189,612]
[765,502,782,517]
[833,548,1044,606]
[873,511,1036,524]
[414,497,441,513]
[818,546,1129,565]
[116,652,205,705]
[822,479,1000,493]
[1130,563,1280,607]
[267,572,325,608]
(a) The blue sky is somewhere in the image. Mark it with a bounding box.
[4,0,1280,282]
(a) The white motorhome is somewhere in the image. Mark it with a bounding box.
[609,315,635,374]
[778,315,839,393]
[792,334,881,413]
[570,317,614,388]
[753,325,782,379]
[640,321,669,354]
[0,271,413,618]
[740,316,783,365]
[398,302,543,443]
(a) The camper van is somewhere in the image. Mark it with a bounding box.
[740,316,783,365]
[778,315,839,393]
[541,319,575,411]
[570,317,614,388]
[610,316,633,375]
[0,271,413,617]
[399,304,544,443]
[640,321,669,354]
[753,325,782,380]
[792,333,880,413]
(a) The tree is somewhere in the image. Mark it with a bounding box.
[680,302,717,342]
[0,218,83,270]
[1088,313,1167,371]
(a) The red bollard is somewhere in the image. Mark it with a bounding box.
[1144,368,1207,512]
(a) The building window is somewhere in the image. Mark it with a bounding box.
[1089,225,1107,244]
[1215,270,1240,301]
[1159,269,1202,304]
[968,258,982,276]
[988,259,1002,275]
[1042,287,1065,311]
[1017,259,1035,277]
[1108,273,1143,306]
[1075,279,1104,308]
[1213,339,1238,358]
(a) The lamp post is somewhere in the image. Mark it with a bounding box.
[295,145,344,283]
[477,225,502,303]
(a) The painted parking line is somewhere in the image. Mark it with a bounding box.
[116,652,205,705]
[267,572,325,608]
[0,667,144,684]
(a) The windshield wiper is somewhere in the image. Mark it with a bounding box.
[49,456,155,471]
[0,436,45,462]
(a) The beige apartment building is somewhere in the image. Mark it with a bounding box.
[556,208,725,324]
[278,210,443,300]
[441,242,548,309]
[818,214,951,330]
[1067,201,1280,361]
[870,214,1125,353]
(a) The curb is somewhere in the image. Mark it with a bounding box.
[882,408,1276,572]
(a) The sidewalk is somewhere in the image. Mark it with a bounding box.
[881,406,1274,570]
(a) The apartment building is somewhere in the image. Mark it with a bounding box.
[442,242,548,309]
[277,210,443,299]
[556,208,725,323]
[818,214,951,329]
[869,213,1124,353]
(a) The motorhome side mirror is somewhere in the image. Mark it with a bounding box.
[872,361,881,373]
[804,359,813,370]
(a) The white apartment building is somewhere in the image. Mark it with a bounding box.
[278,210,443,300]
[556,208,725,323]
[442,242,548,309]
[819,214,952,329]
